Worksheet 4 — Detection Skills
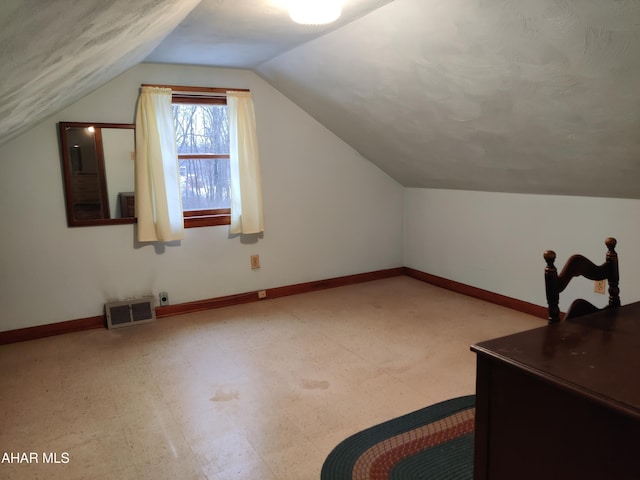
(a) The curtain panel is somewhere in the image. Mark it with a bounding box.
[227,91,265,234]
[134,86,184,242]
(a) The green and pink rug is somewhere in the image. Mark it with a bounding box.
[321,395,475,479]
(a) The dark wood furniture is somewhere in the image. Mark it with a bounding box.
[544,237,619,323]
[119,192,135,218]
[471,301,640,480]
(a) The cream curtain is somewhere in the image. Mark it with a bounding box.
[227,91,264,234]
[135,86,184,242]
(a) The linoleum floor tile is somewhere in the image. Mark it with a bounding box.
[0,276,543,479]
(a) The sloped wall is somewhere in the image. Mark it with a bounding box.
[0,63,403,332]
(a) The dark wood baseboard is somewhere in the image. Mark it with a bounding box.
[155,268,406,317]
[404,267,549,320]
[0,316,105,345]
[0,268,405,345]
[0,266,547,345]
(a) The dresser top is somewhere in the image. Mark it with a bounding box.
[472,301,640,418]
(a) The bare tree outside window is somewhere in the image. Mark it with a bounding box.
[173,103,231,211]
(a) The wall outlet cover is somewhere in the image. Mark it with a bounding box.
[159,292,169,306]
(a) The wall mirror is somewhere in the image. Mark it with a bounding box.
[58,122,136,227]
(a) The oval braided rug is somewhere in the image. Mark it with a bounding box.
[321,395,475,480]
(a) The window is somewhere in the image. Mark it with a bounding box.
[172,91,232,228]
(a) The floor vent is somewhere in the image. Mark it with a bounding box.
[105,297,155,329]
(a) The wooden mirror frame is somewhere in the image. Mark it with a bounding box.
[58,122,136,227]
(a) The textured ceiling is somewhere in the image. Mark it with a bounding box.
[0,0,389,144]
[256,0,640,198]
[2,0,639,198]
[0,0,200,146]
[146,0,394,68]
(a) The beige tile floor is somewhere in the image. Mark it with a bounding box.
[0,276,543,480]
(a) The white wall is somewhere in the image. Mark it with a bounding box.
[404,188,640,312]
[0,63,404,332]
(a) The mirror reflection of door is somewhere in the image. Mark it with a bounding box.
[58,122,135,227]
[64,126,109,221]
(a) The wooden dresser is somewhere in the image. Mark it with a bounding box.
[471,302,640,480]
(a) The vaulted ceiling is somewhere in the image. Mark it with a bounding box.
[2,0,639,198]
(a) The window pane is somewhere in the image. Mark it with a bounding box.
[173,104,229,155]
[179,158,231,210]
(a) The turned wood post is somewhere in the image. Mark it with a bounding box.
[544,250,560,323]
[605,237,620,308]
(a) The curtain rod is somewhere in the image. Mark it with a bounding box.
[141,84,250,94]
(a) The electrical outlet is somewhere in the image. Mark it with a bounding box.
[159,292,169,306]
[258,290,267,299]
[250,254,260,269]
[594,280,606,294]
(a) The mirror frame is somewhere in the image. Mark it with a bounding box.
[58,122,136,227]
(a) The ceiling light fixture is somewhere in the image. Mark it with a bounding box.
[288,0,343,25]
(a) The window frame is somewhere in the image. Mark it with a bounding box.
[172,93,231,228]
